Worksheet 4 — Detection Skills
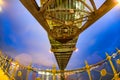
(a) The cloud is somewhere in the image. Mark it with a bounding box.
[15,53,32,66]
[14,52,56,67]
[30,52,56,67]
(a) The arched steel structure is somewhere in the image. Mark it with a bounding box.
[20,0,118,70]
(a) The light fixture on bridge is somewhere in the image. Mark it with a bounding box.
[116,0,120,4]
[74,48,78,52]
[118,0,120,3]
[49,50,53,53]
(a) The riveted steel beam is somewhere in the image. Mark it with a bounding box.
[74,0,118,38]
[20,0,52,36]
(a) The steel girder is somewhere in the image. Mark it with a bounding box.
[20,0,118,70]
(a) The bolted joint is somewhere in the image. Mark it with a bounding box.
[85,61,90,70]
[85,65,90,70]
[106,53,111,60]
[106,56,111,61]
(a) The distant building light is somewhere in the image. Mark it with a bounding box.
[38,71,45,75]
[38,71,42,74]
[46,72,50,75]
[38,71,41,74]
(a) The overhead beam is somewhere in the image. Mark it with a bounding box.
[40,0,55,12]
[51,48,76,52]
[74,0,118,38]
[20,0,52,36]
[49,37,78,70]
[54,53,72,70]
[89,0,97,11]
[78,0,93,12]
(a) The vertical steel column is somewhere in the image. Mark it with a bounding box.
[1,56,8,69]
[60,70,65,80]
[85,61,92,80]
[52,65,56,80]
[5,58,12,73]
[106,53,119,80]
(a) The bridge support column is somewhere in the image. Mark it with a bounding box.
[60,70,65,80]
[52,65,56,80]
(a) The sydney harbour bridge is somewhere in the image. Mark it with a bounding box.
[0,0,120,80]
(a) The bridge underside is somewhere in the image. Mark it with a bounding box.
[49,36,78,70]
[20,0,118,70]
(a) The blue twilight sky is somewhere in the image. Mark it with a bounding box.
[0,0,120,69]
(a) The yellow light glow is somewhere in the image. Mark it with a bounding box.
[117,0,120,4]
[49,50,53,53]
[75,48,78,52]
[0,0,5,13]
[116,59,120,65]
[0,0,4,5]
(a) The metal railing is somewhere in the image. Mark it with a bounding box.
[0,49,120,80]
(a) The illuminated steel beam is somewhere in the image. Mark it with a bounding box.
[77,0,93,12]
[40,0,55,12]
[74,0,118,38]
[89,0,97,11]
[20,0,52,36]
[49,36,78,70]
[20,0,118,71]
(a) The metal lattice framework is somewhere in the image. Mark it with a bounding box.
[20,0,118,71]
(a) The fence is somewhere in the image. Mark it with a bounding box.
[0,49,120,80]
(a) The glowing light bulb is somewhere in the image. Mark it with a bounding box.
[117,0,120,4]
[49,50,53,53]
[75,48,78,52]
